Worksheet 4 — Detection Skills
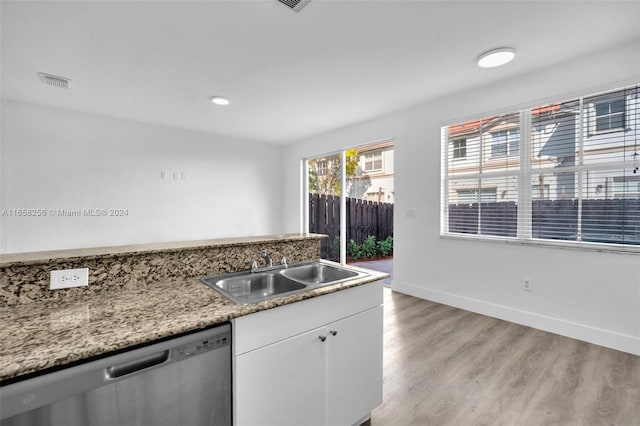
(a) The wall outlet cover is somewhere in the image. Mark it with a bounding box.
[50,268,89,290]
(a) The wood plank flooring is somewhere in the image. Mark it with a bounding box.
[370,288,640,426]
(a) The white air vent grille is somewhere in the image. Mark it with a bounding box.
[39,73,71,89]
[276,0,312,12]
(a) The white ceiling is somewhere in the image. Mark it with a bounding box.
[2,0,639,145]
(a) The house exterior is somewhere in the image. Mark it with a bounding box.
[308,141,395,203]
[446,86,639,205]
[356,140,395,203]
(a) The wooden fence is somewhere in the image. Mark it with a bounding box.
[308,193,394,259]
[449,199,640,244]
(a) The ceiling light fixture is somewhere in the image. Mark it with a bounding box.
[477,47,516,68]
[210,96,230,106]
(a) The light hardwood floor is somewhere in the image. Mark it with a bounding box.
[370,288,640,426]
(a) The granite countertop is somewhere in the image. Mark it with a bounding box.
[0,262,387,383]
[0,233,326,268]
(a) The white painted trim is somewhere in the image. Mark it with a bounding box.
[301,159,308,234]
[392,280,640,356]
[340,150,347,265]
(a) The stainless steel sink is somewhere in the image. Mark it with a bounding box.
[281,262,360,284]
[201,272,306,305]
[200,261,369,305]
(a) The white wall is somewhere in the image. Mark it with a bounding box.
[283,41,640,355]
[1,101,283,253]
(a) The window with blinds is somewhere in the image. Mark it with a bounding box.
[441,85,640,249]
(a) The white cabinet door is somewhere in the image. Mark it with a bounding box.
[326,306,384,426]
[235,326,327,426]
[233,281,384,426]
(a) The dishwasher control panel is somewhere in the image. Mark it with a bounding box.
[172,329,231,361]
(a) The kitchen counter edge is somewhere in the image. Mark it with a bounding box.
[0,261,388,383]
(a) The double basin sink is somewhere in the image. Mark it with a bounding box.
[200,261,369,304]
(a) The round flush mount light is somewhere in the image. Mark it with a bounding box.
[210,96,230,106]
[477,47,516,68]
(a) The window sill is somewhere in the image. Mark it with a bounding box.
[440,233,640,255]
[588,127,629,137]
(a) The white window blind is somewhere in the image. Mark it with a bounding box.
[444,112,520,237]
[442,85,640,249]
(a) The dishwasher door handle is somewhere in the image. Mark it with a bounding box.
[105,350,170,379]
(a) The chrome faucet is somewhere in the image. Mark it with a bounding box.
[262,250,273,267]
[250,251,287,273]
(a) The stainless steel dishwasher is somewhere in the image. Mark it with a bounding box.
[0,324,231,426]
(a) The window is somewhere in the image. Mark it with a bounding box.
[456,188,497,204]
[363,150,383,172]
[490,129,519,158]
[531,184,550,200]
[306,140,395,263]
[611,176,640,199]
[594,97,626,132]
[444,113,520,237]
[452,139,466,159]
[442,85,640,249]
[316,160,329,177]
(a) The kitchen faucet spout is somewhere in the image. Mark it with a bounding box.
[262,250,273,267]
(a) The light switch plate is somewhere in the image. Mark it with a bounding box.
[50,268,89,290]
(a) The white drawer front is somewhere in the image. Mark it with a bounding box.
[233,280,383,356]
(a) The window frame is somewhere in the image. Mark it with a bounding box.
[589,95,627,135]
[452,139,467,160]
[363,150,383,173]
[441,85,640,254]
[489,128,520,159]
[455,188,497,204]
[611,175,640,199]
[316,160,329,177]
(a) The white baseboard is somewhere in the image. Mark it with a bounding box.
[392,280,640,356]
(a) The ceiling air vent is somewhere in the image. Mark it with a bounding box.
[276,0,312,12]
[38,73,71,89]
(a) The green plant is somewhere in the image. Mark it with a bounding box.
[344,235,393,260]
[377,235,393,256]
[361,235,378,258]
[347,239,362,259]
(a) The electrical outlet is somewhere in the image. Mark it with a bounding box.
[50,268,89,290]
[522,278,533,292]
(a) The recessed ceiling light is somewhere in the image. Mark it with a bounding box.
[210,96,230,106]
[477,47,516,68]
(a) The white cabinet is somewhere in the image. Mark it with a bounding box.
[326,306,383,426]
[235,326,327,426]
[233,281,383,426]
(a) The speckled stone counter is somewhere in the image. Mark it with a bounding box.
[0,234,324,306]
[0,232,387,382]
[0,265,387,382]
